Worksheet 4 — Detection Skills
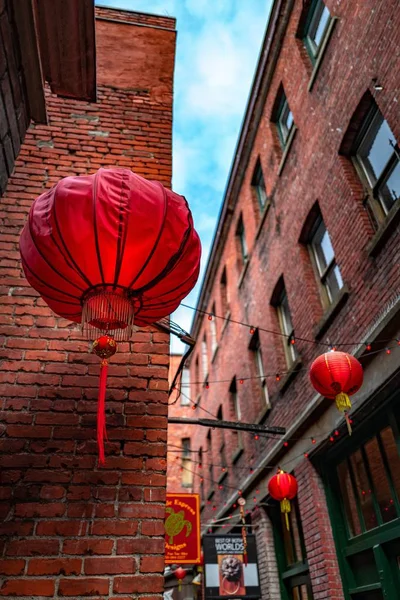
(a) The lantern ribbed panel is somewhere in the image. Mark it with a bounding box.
[309,351,363,398]
[19,168,201,333]
[268,471,298,501]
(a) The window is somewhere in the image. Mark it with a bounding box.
[220,267,229,316]
[198,448,205,501]
[236,215,248,265]
[326,403,400,597]
[217,407,228,475]
[353,105,400,222]
[310,218,343,306]
[229,378,242,448]
[180,368,190,405]
[201,335,208,381]
[252,159,268,212]
[270,496,313,598]
[181,438,193,487]
[276,288,297,368]
[209,303,217,355]
[194,357,200,397]
[304,0,332,62]
[250,330,270,408]
[275,91,294,148]
[206,430,213,486]
[337,424,400,536]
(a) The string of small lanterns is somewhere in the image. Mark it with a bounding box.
[181,302,400,349]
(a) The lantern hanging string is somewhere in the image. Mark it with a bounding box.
[180,302,400,348]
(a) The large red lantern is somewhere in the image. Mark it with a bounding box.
[20,168,201,463]
[268,470,298,530]
[309,351,363,435]
[174,566,186,591]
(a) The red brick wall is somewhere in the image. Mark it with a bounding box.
[188,0,400,597]
[0,7,175,598]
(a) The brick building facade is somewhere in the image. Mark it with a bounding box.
[0,5,175,598]
[187,1,400,599]
[167,354,194,494]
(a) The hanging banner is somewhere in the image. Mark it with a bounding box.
[165,493,201,564]
[203,534,260,599]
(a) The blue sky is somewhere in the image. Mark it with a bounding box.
[96,0,273,350]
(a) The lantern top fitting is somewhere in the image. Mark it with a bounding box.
[20,168,201,340]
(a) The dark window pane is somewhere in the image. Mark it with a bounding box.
[337,459,362,537]
[364,436,397,524]
[325,264,344,302]
[278,97,294,145]
[378,160,400,214]
[358,112,397,184]
[312,221,335,274]
[253,163,267,209]
[292,585,310,600]
[350,449,379,531]
[308,1,330,51]
[380,426,400,505]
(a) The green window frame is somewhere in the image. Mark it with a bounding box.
[251,159,268,212]
[353,104,400,225]
[322,398,400,599]
[276,288,297,368]
[236,214,248,263]
[276,93,295,149]
[309,217,344,307]
[270,497,313,599]
[303,0,332,63]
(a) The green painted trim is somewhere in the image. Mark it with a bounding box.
[321,397,400,598]
[281,562,309,580]
[348,583,382,594]
[343,519,400,556]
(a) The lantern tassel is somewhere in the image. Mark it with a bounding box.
[335,392,351,412]
[335,392,352,436]
[344,412,353,436]
[97,359,108,466]
[280,498,291,531]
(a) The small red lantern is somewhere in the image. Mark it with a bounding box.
[20,168,201,464]
[309,351,363,435]
[174,566,186,591]
[268,470,298,530]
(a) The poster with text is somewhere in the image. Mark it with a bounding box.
[203,534,260,599]
[165,493,201,564]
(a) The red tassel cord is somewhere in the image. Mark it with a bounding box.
[97,359,108,466]
[91,336,117,467]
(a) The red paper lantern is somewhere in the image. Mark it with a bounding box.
[174,566,186,591]
[309,351,363,434]
[268,470,298,530]
[20,168,201,463]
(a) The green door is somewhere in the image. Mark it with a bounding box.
[323,403,400,600]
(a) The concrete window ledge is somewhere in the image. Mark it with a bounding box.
[277,126,297,176]
[277,357,303,395]
[231,447,244,464]
[367,197,400,258]
[314,285,350,340]
[237,257,251,289]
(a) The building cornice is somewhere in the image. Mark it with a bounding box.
[190,0,295,342]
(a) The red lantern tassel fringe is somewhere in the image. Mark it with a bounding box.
[97,359,109,466]
[280,498,291,531]
[335,392,352,436]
